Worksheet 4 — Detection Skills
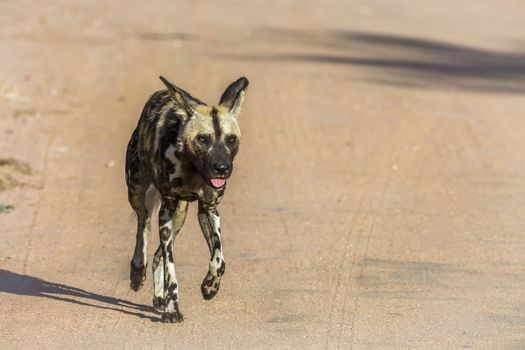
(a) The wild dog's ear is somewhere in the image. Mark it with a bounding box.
[159,76,205,117]
[219,77,249,117]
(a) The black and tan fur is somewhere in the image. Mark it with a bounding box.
[125,76,248,323]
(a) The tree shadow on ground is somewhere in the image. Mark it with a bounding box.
[0,269,159,322]
[226,28,525,94]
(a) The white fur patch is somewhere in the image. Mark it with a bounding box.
[210,251,224,276]
[145,184,161,216]
[153,115,166,156]
[166,262,177,283]
[209,211,221,231]
[166,299,176,313]
[218,115,241,140]
[153,259,164,298]
[164,144,183,182]
[160,217,173,230]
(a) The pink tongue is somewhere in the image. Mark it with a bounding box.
[210,178,226,188]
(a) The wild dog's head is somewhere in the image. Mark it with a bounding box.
[160,76,248,189]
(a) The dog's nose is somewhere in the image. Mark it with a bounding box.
[213,163,230,174]
[212,163,230,175]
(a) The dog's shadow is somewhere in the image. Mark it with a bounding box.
[0,269,159,322]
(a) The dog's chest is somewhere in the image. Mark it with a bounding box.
[157,146,222,205]
[169,174,222,205]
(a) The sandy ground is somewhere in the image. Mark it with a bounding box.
[1,0,525,348]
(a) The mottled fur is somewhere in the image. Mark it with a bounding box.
[126,76,248,323]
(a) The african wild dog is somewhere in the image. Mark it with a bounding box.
[125,76,248,323]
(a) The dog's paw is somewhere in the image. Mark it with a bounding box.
[130,261,147,291]
[152,296,164,311]
[161,310,184,323]
[201,274,221,300]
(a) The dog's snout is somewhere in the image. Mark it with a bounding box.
[212,163,230,175]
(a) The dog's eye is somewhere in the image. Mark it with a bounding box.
[196,135,209,144]
[226,135,237,145]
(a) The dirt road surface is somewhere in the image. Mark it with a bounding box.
[1,1,525,348]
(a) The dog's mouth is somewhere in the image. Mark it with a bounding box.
[210,178,226,188]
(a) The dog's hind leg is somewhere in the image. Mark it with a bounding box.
[128,185,152,291]
[198,205,225,300]
[126,127,152,291]
[154,198,188,322]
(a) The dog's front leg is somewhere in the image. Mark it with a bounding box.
[157,197,183,323]
[198,205,225,300]
[152,200,188,311]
